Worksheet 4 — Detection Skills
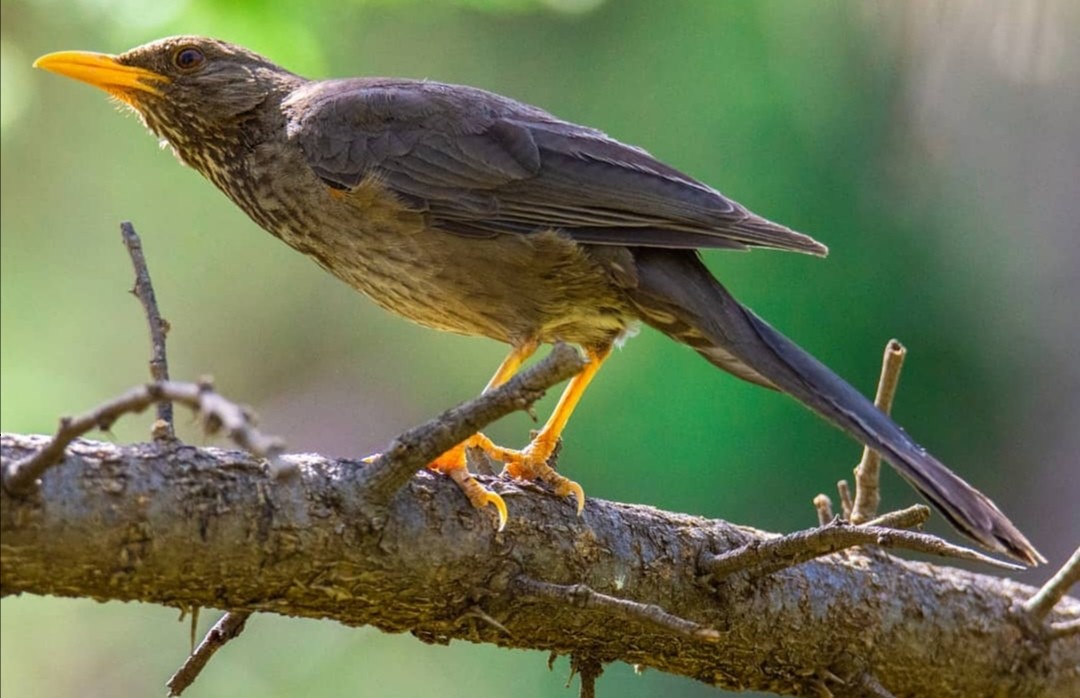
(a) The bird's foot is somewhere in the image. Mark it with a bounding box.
[496,436,585,515]
[428,440,508,531]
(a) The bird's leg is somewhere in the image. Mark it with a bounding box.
[482,339,541,393]
[427,339,540,529]
[491,345,611,514]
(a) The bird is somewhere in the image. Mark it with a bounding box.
[34,36,1043,566]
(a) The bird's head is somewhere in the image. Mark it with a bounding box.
[34,36,300,162]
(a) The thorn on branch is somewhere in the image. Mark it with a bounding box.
[701,514,1023,582]
[121,221,175,441]
[514,577,719,642]
[1,380,286,495]
[360,343,586,505]
[851,339,906,524]
[165,610,252,697]
[1024,546,1080,621]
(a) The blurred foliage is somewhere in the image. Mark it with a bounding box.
[2,1,1076,697]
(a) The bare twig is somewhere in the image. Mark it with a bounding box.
[1024,546,1080,621]
[862,504,931,530]
[165,611,252,696]
[836,480,853,519]
[702,517,1023,581]
[121,221,175,440]
[187,607,201,652]
[850,340,906,524]
[457,605,511,637]
[515,577,719,642]
[814,494,834,525]
[1,380,285,495]
[361,343,586,504]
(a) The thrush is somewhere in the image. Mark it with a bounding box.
[34,36,1043,565]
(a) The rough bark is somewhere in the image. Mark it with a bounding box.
[1,433,1077,697]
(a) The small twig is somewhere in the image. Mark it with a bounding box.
[188,607,201,652]
[850,340,906,524]
[515,577,719,642]
[862,504,931,530]
[165,611,251,696]
[836,480,853,519]
[458,605,511,637]
[2,380,285,495]
[362,343,586,504]
[571,655,603,698]
[702,517,1023,581]
[813,494,834,526]
[1024,546,1080,621]
[121,221,174,440]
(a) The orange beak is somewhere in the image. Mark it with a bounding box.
[33,50,169,103]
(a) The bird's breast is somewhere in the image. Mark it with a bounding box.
[214,144,638,349]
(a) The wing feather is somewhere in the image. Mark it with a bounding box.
[284,78,826,255]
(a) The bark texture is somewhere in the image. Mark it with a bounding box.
[2,433,1077,697]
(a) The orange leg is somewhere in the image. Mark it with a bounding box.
[427,340,540,529]
[484,339,540,393]
[487,345,612,514]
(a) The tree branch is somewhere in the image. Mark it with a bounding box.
[121,221,175,440]
[360,342,584,505]
[0,380,285,495]
[165,610,251,696]
[1025,546,1080,620]
[850,339,906,524]
[2,434,1077,697]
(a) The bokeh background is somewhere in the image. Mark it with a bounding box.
[2,1,1078,696]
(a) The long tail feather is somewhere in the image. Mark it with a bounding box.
[628,248,1044,566]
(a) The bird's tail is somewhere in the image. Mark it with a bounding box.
[627,248,1044,566]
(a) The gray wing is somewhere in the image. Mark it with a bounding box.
[284,78,827,255]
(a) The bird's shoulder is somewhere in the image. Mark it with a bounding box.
[283,77,585,135]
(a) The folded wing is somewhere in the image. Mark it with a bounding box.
[285,78,826,255]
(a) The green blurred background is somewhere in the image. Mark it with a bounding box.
[2,1,1078,696]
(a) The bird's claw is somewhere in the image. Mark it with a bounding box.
[501,446,585,515]
[553,477,586,515]
[446,464,508,531]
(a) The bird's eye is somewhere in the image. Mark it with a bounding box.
[173,47,205,71]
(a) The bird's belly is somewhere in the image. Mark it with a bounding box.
[280,209,636,348]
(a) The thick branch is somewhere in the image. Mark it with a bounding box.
[2,434,1077,697]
